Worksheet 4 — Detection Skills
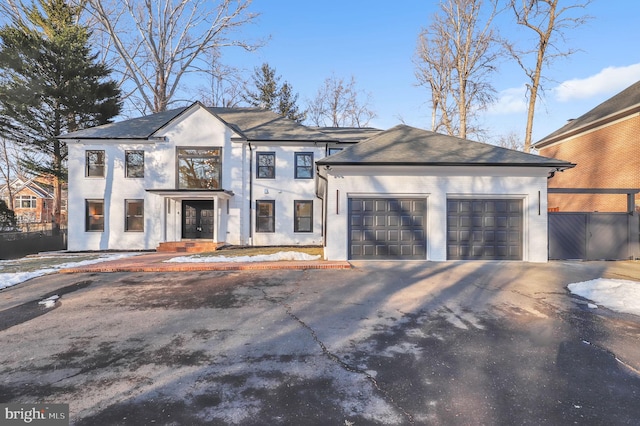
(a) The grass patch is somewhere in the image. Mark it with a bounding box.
[206,245,323,258]
[0,254,129,274]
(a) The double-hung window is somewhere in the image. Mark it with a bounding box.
[125,199,144,232]
[86,150,105,177]
[256,152,275,179]
[295,152,313,179]
[256,200,275,232]
[125,151,144,178]
[85,199,104,231]
[294,200,313,232]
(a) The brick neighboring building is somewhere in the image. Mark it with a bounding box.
[0,176,67,228]
[534,80,640,212]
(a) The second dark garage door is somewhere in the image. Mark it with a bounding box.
[447,199,523,260]
[349,198,426,260]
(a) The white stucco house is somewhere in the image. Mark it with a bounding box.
[60,102,573,262]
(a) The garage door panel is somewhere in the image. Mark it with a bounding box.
[447,199,522,260]
[349,198,426,260]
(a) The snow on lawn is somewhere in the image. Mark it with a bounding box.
[0,253,140,290]
[568,279,640,316]
[164,251,321,263]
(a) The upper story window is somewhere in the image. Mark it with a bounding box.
[295,152,313,179]
[16,195,37,208]
[328,147,343,156]
[86,150,105,177]
[177,148,221,189]
[256,152,275,179]
[125,151,144,178]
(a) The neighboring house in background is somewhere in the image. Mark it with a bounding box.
[0,176,67,227]
[534,80,640,212]
[60,102,572,262]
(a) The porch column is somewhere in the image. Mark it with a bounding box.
[212,197,218,242]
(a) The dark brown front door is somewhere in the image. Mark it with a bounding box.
[182,200,214,239]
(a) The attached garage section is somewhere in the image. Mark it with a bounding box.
[447,199,523,260]
[348,198,426,260]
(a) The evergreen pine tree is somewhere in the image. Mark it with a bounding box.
[243,63,305,122]
[0,0,121,229]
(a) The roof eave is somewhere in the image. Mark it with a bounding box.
[316,161,576,168]
[535,104,640,148]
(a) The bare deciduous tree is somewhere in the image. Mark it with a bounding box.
[85,0,261,113]
[197,48,245,108]
[415,0,501,139]
[495,131,524,151]
[505,0,591,152]
[306,75,376,128]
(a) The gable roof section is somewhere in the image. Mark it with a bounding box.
[534,80,640,148]
[58,102,340,143]
[317,124,574,168]
[59,107,189,140]
[0,176,53,198]
[210,107,336,142]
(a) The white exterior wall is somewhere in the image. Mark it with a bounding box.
[67,106,245,251]
[323,165,551,262]
[68,142,159,251]
[67,105,327,251]
[251,144,325,246]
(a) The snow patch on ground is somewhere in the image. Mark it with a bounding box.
[568,278,640,316]
[164,251,321,263]
[0,253,140,290]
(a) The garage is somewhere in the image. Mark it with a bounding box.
[317,124,574,262]
[447,199,523,260]
[348,198,426,260]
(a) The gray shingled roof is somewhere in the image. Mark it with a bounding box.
[211,108,336,142]
[59,107,188,139]
[59,103,339,142]
[317,124,574,168]
[535,80,640,148]
[312,127,383,143]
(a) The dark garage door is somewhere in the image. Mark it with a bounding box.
[349,198,426,260]
[447,199,523,260]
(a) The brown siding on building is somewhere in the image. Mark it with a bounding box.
[540,115,640,212]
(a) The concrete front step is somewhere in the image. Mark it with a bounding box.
[156,241,224,253]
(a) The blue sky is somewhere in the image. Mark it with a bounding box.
[222,0,640,145]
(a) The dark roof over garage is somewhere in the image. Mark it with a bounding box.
[534,80,640,148]
[317,124,574,168]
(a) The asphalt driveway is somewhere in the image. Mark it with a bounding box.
[1,260,640,425]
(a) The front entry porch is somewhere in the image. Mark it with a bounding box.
[146,189,234,253]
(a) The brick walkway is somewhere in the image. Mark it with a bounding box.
[58,252,351,273]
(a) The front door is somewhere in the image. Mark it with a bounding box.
[182,200,214,239]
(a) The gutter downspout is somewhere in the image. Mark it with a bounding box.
[248,143,253,245]
[317,166,329,248]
